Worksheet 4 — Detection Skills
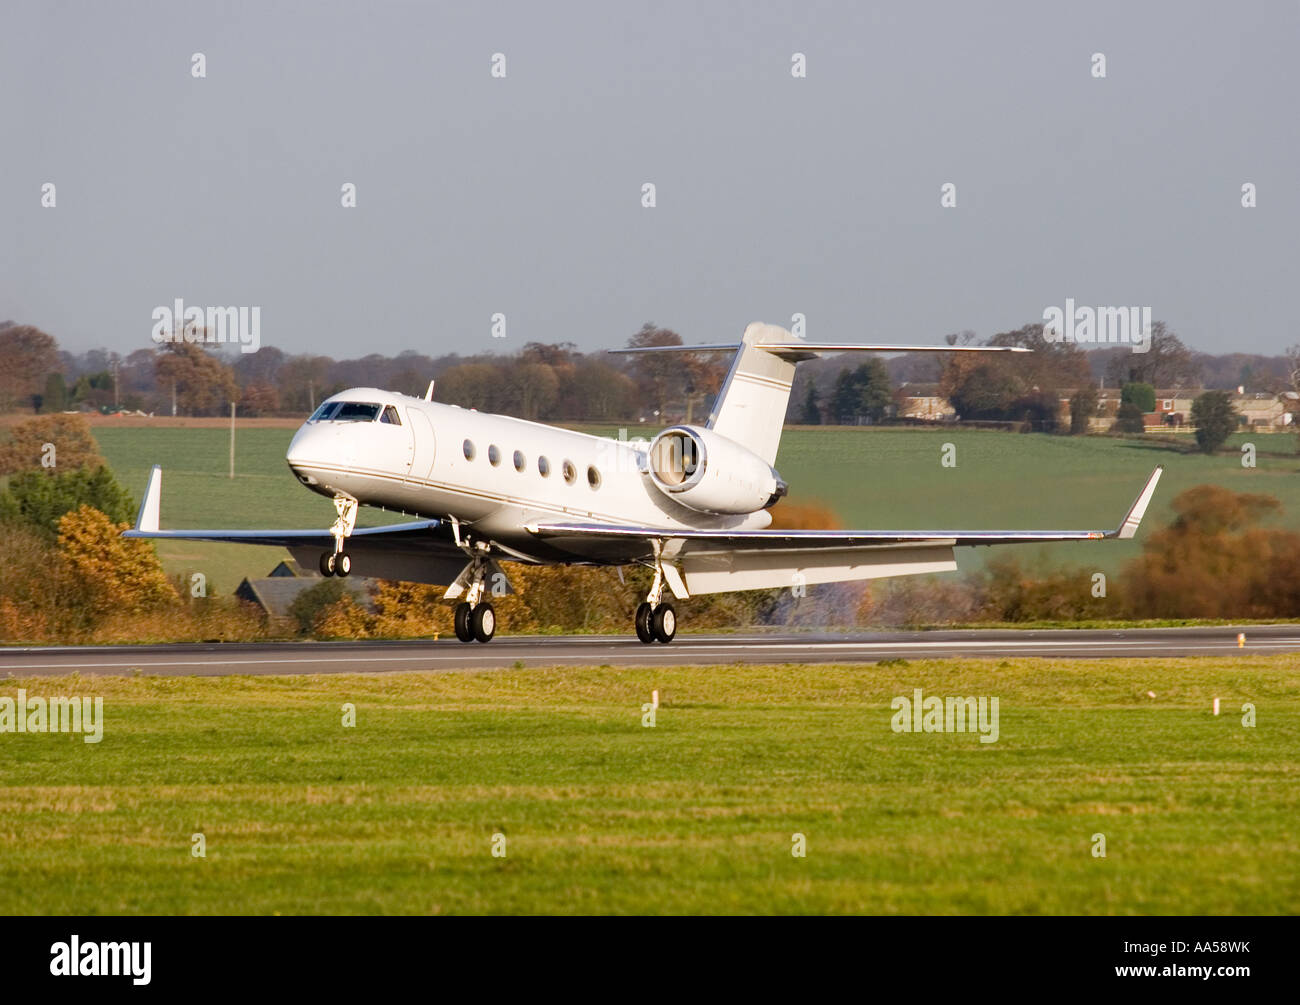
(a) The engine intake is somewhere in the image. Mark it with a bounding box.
[646,426,785,515]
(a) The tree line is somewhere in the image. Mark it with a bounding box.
[4,317,1299,428]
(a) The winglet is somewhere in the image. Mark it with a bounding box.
[1113,466,1163,539]
[135,465,162,532]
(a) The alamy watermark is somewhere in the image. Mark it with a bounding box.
[1042,299,1151,353]
[50,937,150,984]
[0,689,103,743]
[151,299,261,353]
[890,687,999,743]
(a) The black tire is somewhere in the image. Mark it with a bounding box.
[454,602,474,642]
[471,602,496,643]
[319,552,335,577]
[336,552,351,577]
[634,602,655,644]
[651,603,676,644]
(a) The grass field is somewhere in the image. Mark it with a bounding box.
[91,423,1300,596]
[1,657,1296,914]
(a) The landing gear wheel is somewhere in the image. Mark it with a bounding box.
[470,602,496,643]
[335,552,351,577]
[454,602,474,643]
[635,602,655,644]
[319,552,336,577]
[651,603,676,644]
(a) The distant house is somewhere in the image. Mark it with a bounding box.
[1232,391,1291,428]
[235,560,377,621]
[892,383,955,421]
[1059,387,1202,431]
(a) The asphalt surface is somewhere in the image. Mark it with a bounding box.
[1,624,1296,677]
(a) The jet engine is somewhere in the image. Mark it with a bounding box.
[645,426,787,514]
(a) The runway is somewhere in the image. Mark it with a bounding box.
[2,624,1297,677]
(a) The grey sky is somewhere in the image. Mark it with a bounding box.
[2,0,1297,358]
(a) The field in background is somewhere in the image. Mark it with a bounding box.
[94,426,406,595]
[2,656,1295,914]
[93,424,1300,596]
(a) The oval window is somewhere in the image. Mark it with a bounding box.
[488,444,501,466]
[562,460,576,484]
[463,439,475,461]
[538,456,550,477]
[587,465,601,489]
[513,450,526,471]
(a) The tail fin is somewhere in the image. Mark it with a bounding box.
[706,323,799,466]
[611,323,1030,466]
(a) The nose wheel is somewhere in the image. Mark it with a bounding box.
[319,551,351,577]
[319,496,358,578]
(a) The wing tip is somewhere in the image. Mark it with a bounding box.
[134,464,162,533]
[1115,466,1163,539]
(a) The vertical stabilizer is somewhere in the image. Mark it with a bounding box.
[705,322,797,465]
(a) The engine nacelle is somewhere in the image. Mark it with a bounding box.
[645,426,787,515]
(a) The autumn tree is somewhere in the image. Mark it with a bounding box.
[153,343,238,415]
[56,505,177,617]
[0,324,60,412]
[625,323,683,421]
[1120,486,1300,619]
[0,414,104,475]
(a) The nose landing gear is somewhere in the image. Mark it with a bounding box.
[318,495,357,578]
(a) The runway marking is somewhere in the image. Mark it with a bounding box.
[3,638,1297,671]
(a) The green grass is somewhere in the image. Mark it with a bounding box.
[2,657,1296,914]
[92,424,1300,595]
[767,427,1300,575]
[93,427,405,595]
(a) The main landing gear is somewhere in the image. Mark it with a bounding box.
[634,546,676,644]
[318,495,357,578]
[449,531,496,643]
[453,600,495,643]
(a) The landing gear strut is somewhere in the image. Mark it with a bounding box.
[635,544,677,644]
[318,495,357,578]
[448,525,496,643]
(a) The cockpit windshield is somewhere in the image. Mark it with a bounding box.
[309,401,382,423]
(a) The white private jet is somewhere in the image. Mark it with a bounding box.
[124,322,1162,644]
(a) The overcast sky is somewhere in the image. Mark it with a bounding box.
[2,0,1297,359]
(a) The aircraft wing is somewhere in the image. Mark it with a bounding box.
[526,467,1163,596]
[120,465,468,585]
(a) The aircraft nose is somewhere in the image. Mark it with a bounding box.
[286,424,337,479]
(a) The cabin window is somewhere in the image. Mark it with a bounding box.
[463,439,476,461]
[562,460,576,484]
[513,450,526,471]
[538,456,551,477]
[381,405,402,425]
[488,444,501,466]
[332,402,382,422]
[587,465,601,489]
